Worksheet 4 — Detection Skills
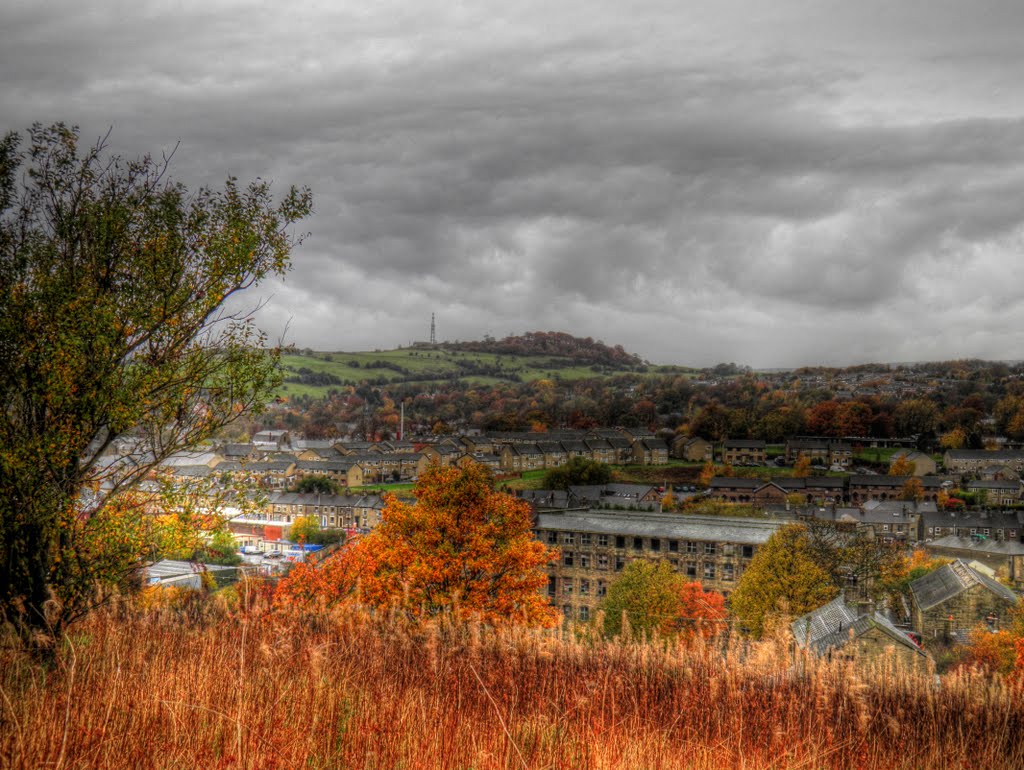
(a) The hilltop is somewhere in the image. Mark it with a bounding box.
[278,332,690,399]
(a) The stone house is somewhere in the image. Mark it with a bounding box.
[721,439,766,465]
[603,435,635,463]
[297,447,342,462]
[785,439,853,469]
[944,449,1024,475]
[536,442,569,468]
[847,475,946,503]
[775,476,846,503]
[965,479,1022,506]
[583,438,617,464]
[419,444,463,468]
[924,537,1024,586]
[533,509,782,622]
[923,510,1021,542]
[849,500,924,542]
[631,437,669,465]
[909,559,1020,643]
[707,476,764,502]
[792,596,928,669]
[252,430,290,450]
[499,443,546,472]
[568,483,661,509]
[889,450,937,477]
[674,436,713,462]
[293,459,365,488]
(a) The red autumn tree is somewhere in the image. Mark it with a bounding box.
[275,463,559,626]
[676,581,728,639]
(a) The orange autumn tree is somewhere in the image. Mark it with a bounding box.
[792,454,812,478]
[889,455,916,476]
[276,463,559,626]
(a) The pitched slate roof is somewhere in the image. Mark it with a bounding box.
[946,449,1024,461]
[967,479,1021,491]
[723,439,766,449]
[535,510,782,544]
[708,477,763,489]
[910,559,1019,611]
[928,535,1024,557]
[792,597,924,657]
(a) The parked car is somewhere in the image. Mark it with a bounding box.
[264,550,283,559]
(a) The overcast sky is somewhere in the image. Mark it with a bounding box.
[4,1,1024,367]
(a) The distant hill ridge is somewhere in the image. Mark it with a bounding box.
[438,331,644,368]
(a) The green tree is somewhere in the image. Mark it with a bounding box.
[542,456,613,490]
[0,123,312,640]
[289,514,321,543]
[598,561,727,639]
[730,524,838,638]
[293,475,340,495]
[600,560,687,638]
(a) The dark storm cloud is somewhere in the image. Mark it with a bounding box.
[3,0,1024,366]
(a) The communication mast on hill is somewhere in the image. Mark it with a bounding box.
[430,313,436,345]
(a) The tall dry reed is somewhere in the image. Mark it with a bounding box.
[1,592,1021,769]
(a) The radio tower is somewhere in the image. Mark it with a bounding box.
[430,313,436,345]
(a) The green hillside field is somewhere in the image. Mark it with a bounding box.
[276,347,699,399]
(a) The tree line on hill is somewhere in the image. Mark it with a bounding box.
[254,360,1024,448]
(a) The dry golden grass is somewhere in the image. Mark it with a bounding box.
[1,587,1022,770]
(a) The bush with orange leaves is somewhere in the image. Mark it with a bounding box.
[275,463,559,626]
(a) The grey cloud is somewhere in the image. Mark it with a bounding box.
[4,1,1024,366]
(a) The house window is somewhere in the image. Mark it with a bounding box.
[650,538,661,552]
[984,528,991,536]
[597,580,607,598]
[562,579,573,594]
[616,536,626,548]
[686,542,698,554]
[598,535,609,547]
[562,605,573,618]
[669,539,679,553]
[704,563,716,580]
[547,531,558,544]
[580,554,590,569]
[597,554,609,570]
[579,579,590,596]
[547,576,556,597]
[562,533,575,545]
[742,545,754,559]
[615,556,626,571]
[704,543,716,555]
[578,605,590,622]
[883,524,890,532]
[562,552,574,568]
[633,537,643,551]
[686,562,698,578]
[580,533,592,546]
[723,563,735,581]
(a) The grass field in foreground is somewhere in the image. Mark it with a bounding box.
[2,604,1022,770]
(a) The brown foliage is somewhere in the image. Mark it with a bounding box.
[275,463,558,626]
[3,606,1024,770]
